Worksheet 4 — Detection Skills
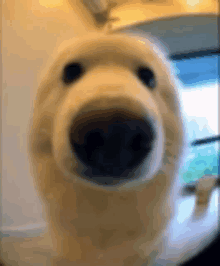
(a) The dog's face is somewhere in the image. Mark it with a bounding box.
[29,32,184,265]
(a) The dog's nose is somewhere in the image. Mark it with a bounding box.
[69,101,155,185]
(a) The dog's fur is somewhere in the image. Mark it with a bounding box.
[29,32,185,266]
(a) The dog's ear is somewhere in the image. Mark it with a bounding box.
[33,78,54,110]
[160,87,181,114]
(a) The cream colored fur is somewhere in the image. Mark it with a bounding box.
[29,32,185,266]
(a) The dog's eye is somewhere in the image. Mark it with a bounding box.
[63,63,84,84]
[137,67,156,89]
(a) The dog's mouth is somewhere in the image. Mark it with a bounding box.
[69,108,155,185]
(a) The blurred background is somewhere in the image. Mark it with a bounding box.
[1,1,219,265]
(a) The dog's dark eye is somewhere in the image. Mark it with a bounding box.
[137,67,156,89]
[63,63,84,84]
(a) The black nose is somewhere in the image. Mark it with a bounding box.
[69,109,155,185]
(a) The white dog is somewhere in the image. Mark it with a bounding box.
[29,31,185,266]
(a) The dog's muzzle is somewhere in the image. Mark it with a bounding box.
[68,98,156,186]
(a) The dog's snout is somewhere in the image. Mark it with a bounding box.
[69,104,155,185]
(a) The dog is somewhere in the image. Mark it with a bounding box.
[29,31,185,266]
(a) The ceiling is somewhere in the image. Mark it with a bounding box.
[110,14,219,56]
[81,1,219,56]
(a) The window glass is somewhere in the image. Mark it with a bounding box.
[172,55,219,184]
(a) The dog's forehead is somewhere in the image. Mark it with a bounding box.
[55,33,166,67]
